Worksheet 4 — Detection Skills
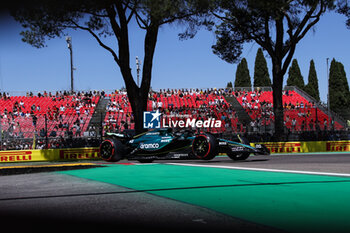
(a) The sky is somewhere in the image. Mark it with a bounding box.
[0,9,350,104]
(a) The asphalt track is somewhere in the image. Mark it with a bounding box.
[1,153,350,233]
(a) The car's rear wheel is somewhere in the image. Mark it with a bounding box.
[192,134,218,160]
[100,138,125,162]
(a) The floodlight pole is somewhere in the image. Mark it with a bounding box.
[136,56,141,87]
[66,36,74,94]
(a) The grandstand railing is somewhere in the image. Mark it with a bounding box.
[285,86,347,128]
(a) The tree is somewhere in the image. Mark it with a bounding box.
[329,59,350,114]
[10,0,200,133]
[226,81,233,88]
[253,48,271,87]
[287,59,305,90]
[210,0,334,137]
[234,58,251,88]
[304,60,320,101]
[337,0,350,28]
[335,1,350,120]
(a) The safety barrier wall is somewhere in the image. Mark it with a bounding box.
[0,147,100,163]
[0,140,349,163]
[252,140,350,153]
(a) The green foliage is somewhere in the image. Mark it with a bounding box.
[11,0,201,48]
[12,0,101,48]
[211,1,334,65]
[235,58,251,88]
[209,0,334,136]
[253,48,271,87]
[10,0,205,133]
[226,81,233,88]
[304,60,320,101]
[329,58,350,113]
[337,0,350,28]
[287,59,305,90]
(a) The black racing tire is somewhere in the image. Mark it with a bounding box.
[192,133,218,160]
[227,152,250,161]
[99,138,126,162]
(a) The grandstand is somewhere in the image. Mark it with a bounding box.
[104,90,238,134]
[235,88,344,131]
[0,92,99,149]
[0,87,348,150]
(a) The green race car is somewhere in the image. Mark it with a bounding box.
[99,128,270,163]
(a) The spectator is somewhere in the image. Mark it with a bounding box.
[49,130,57,137]
[309,119,314,131]
[121,120,128,130]
[74,123,81,137]
[32,114,38,128]
[40,128,46,137]
[291,118,297,132]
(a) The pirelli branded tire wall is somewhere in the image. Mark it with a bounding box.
[0,148,100,163]
[0,141,349,163]
[251,140,350,154]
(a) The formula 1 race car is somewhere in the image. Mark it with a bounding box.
[99,128,270,163]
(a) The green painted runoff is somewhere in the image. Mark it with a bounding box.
[59,164,350,233]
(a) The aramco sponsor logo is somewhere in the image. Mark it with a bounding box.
[140,143,160,149]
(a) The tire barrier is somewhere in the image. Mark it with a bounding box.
[0,140,349,163]
[0,147,100,163]
[251,140,350,153]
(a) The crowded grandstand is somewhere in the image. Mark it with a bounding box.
[1,86,348,151]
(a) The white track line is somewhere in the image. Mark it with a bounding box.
[166,163,350,177]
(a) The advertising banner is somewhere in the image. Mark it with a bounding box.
[326,141,350,152]
[253,141,350,154]
[0,140,349,163]
[0,147,100,163]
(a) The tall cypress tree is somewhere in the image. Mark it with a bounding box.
[304,60,320,101]
[253,48,271,87]
[287,59,305,90]
[234,58,251,88]
[329,59,350,113]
